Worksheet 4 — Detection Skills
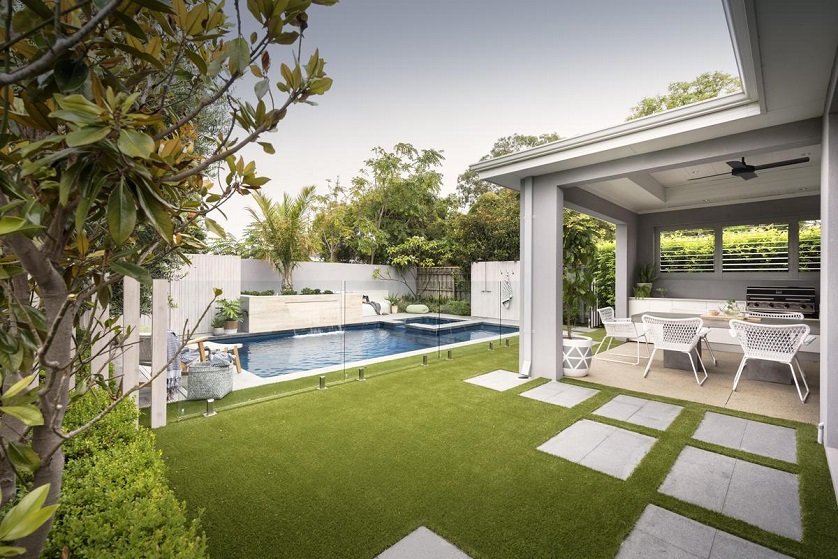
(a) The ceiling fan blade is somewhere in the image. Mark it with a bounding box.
[753,156,811,171]
[688,171,731,181]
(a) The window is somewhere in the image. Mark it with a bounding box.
[722,223,788,272]
[799,219,821,271]
[659,228,714,273]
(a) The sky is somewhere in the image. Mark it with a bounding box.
[213,0,739,237]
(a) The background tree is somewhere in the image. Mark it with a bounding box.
[0,0,336,556]
[246,187,317,291]
[455,132,559,208]
[349,143,451,264]
[626,71,742,120]
[310,179,355,262]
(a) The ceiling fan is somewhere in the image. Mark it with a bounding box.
[689,156,811,181]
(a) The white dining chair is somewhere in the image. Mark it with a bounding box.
[641,315,708,385]
[594,307,649,365]
[728,319,811,403]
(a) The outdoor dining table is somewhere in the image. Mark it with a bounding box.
[630,312,820,384]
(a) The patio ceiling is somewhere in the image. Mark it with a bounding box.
[472,0,838,214]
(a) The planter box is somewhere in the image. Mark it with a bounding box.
[240,293,363,333]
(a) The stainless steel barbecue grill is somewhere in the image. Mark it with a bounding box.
[745,286,818,318]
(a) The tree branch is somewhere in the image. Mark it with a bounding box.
[0,0,126,88]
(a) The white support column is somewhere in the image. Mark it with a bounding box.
[122,278,140,406]
[615,222,636,317]
[521,177,564,379]
[150,280,169,428]
[822,114,838,465]
[520,178,534,375]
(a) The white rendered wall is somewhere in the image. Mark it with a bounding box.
[822,112,838,498]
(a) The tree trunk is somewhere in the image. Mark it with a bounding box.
[16,291,73,559]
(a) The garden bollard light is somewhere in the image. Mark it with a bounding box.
[447,350,453,360]
[505,338,510,347]
[204,399,217,418]
[422,355,428,367]
[358,367,366,381]
[489,341,494,351]
[318,375,327,390]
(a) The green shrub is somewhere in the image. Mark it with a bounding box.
[323,289,334,294]
[281,289,297,295]
[594,241,615,308]
[241,289,276,296]
[441,300,470,315]
[44,392,208,558]
[300,287,322,295]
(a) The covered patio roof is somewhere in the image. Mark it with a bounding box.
[472,0,838,214]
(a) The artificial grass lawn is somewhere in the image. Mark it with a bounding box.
[154,336,838,558]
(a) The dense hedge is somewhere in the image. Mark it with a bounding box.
[594,241,616,308]
[43,392,208,559]
[660,223,820,272]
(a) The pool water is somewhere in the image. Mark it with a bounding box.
[226,322,517,377]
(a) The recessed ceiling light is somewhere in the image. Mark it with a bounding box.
[702,198,710,202]
[799,187,808,191]
[802,152,811,157]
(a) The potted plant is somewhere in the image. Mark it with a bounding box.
[634,262,658,299]
[210,314,225,336]
[217,298,244,334]
[385,294,401,314]
[562,223,598,377]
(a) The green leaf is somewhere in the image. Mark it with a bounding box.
[0,544,26,556]
[254,78,269,100]
[117,129,155,159]
[0,217,41,236]
[53,59,88,92]
[6,442,40,475]
[0,484,57,541]
[107,182,137,246]
[110,260,152,286]
[204,217,226,238]
[65,126,110,147]
[134,187,174,243]
[258,141,275,154]
[1,374,37,401]
[227,37,251,74]
[0,405,44,426]
[213,287,223,297]
[113,10,148,42]
[130,0,173,13]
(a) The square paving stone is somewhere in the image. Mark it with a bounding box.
[693,412,797,463]
[594,395,683,430]
[616,504,794,559]
[464,370,532,392]
[376,526,471,559]
[659,447,801,541]
[538,419,656,480]
[519,381,599,408]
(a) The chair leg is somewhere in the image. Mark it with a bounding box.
[643,348,658,378]
[593,335,613,358]
[732,357,748,392]
[232,347,242,374]
[790,358,810,403]
[702,336,717,366]
[687,351,708,386]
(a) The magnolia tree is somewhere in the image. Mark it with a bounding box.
[0,0,335,556]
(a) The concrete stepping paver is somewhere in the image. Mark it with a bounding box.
[520,381,599,408]
[594,394,683,430]
[660,447,801,541]
[376,526,471,559]
[616,504,794,559]
[464,370,531,392]
[538,419,656,479]
[693,412,797,463]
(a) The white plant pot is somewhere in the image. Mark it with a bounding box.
[212,327,225,336]
[562,335,593,377]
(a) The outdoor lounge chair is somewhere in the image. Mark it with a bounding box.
[729,319,811,403]
[641,315,708,385]
[594,307,649,365]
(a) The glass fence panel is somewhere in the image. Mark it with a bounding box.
[132,276,521,426]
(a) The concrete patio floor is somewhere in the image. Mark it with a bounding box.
[587,344,819,424]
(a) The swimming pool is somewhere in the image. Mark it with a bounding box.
[222,321,517,377]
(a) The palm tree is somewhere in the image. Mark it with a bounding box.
[246,186,316,291]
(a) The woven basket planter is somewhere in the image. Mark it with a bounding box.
[186,362,234,400]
